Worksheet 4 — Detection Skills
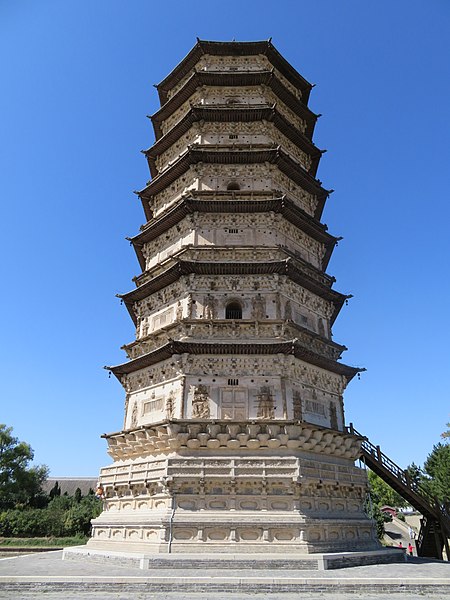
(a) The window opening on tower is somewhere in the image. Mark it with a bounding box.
[225,301,242,319]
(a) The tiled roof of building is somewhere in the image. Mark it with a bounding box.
[42,477,97,497]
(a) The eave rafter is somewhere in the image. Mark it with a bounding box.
[122,317,347,359]
[128,195,339,272]
[118,259,350,327]
[137,147,330,220]
[144,104,323,179]
[106,339,363,382]
[151,70,317,141]
[156,39,313,106]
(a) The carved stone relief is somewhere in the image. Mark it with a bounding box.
[192,385,211,419]
[284,300,292,320]
[251,294,266,319]
[166,391,175,419]
[130,402,138,428]
[330,401,338,430]
[203,295,218,319]
[256,386,275,419]
[292,390,303,421]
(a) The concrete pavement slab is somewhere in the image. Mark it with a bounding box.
[0,550,449,599]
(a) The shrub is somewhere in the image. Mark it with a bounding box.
[0,496,102,537]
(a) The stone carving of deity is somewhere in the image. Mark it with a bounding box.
[130,402,138,428]
[192,385,211,419]
[284,300,292,321]
[256,386,275,419]
[175,301,183,321]
[123,394,130,429]
[166,391,175,419]
[318,317,325,337]
[329,401,338,430]
[141,317,149,337]
[252,295,266,320]
[186,293,194,318]
[275,292,281,318]
[203,295,217,320]
[292,390,303,421]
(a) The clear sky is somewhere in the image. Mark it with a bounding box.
[1,0,449,477]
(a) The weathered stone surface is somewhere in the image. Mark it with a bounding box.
[89,40,378,557]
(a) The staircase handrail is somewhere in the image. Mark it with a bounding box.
[347,423,450,537]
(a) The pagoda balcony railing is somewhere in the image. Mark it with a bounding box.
[134,246,329,289]
[125,320,343,363]
[224,310,242,320]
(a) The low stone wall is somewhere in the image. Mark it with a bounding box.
[63,546,404,571]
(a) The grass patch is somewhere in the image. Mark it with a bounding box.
[0,536,87,547]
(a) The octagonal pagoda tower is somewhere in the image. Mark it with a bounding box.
[88,40,379,554]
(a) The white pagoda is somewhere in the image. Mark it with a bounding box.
[87,40,379,555]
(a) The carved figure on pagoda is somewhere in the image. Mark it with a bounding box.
[251,295,266,320]
[192,385,211,419]
[284,299,293,320]
[130,402,138,428]
[293,390,303,421]
[330,401,338,430]
[203,295,217,320]
[256,386,275,419]
[165,391,175,419]
[175,301,183,321]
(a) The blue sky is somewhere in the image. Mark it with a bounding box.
[1,0,449,476]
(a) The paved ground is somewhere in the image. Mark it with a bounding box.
[0,550,449,599]
[3,592,447,599]
[384,516,418,554]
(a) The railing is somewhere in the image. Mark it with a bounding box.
[225,309,243,319]
[416,515,427,552]
[347,422,450,559]
[348,423,429,499]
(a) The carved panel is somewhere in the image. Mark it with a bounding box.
[191,384,211,418]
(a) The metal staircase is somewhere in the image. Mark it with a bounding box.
[348,423,450,560]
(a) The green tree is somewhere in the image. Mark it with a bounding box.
[47,495,73,511]
[367,470,407,508]
[0,424,48,509]
[423,443,450,504]
[74,487,82,503]
[405,462,423,490]
[64,496,102,536]
[441,421,450,440]
[49,481,61,499]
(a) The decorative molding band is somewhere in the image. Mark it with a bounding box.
[103,420,363,461]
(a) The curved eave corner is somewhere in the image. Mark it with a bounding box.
[156,39,313,106]
[105,340,364,383]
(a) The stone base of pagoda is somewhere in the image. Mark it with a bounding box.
[64,546,404,570]
[87,512,379,555]
[86,422,379,555]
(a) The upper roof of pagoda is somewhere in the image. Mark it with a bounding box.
[155,39,313,106]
